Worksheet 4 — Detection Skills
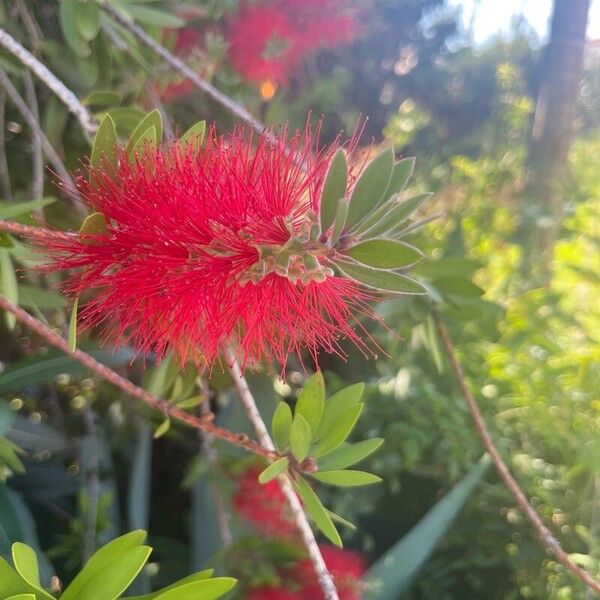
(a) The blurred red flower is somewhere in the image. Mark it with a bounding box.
[44,125,376,369]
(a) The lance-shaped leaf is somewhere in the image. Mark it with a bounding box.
[315,383,364,441]
[90,114,118,174]
[330,198,349,246]
[258,457,289,484]
[68,297,79,352]
[271,401,293,450]
[295,477,342,547]
[80,212,107,245]
[0,250,17,330]
[180,121,206,157]
[0,198,56,220]
[126,109,163,156]
[312,470,382,487]
[317,438,384,471]
[295,371,325,433]
[335,261,428,295]
[152,578,237,600]
[319,149,348,233]
[380,157,415,203]
[346,148,394,228]
[75,0,101,41]
[313,403,364,458]
[289,414,312,462]
[344,239,423,269]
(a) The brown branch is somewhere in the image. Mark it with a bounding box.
[0,293,276,462]
[0,218,73,241]
[433,312,600,595]
[98,1,266,136]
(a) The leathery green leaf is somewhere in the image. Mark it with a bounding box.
[295,371,325,433]
[295,477,342,547]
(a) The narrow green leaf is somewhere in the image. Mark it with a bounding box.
[381,157,415,203]
[271,401,293,450]
[11,543,39,587]
[335,261,428,295]
[330,198,349,246]
[326,509,357,531]
[180,121,206,156]
[83,91,123,108]
[60,531,148,600]
[5,595,36,600]
[79,212,108,244]
[90,114,118,174]
[317,438,384,470]
[315,383,364,441]
[347,148,394,227]
[123,4,186,28]
[72,546,152,600]
[361,193,433,238]
[0,198,56,220]
[68,297,79,352]
[154,417,170,439]
[313,403,364,458]
[295,372,325,433]
[295,477,342,546]
[319,149,348,233]
[0,249,18,330]
[258,457,289,484]
[312,470,382,487]
[152,578,237,600]
[289,414,312,462]
[129,125,157,160]
[126,570,217,600]
[0,437,26,474]
[75,0,101,41]
[424,314,445,373]
[432,276,485,297]
[59,0,90,57]
[18,285,66,310]
[344,239,423,269]
[365,456,491,598]
[126,109,163,155]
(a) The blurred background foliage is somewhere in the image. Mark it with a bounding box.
[0,0,598,598]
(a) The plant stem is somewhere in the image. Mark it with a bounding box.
[0,293,277,462]
[433,312,600,595]
[223,347,339,600]
[0,27,96,135]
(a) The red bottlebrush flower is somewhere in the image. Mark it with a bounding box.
[233,467,296,536]
[43,124,377,369]
[294,545,366,599]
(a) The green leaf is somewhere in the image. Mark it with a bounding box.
[258,457,289,484]
[0,198,56,220]
[60,531,148,600]
[5,595,36,600]
[317,438,383,470]
[11,543,39,587]
[319,149,348,233]
[347,148,394,228]
[153,417,170,439]
[432,276,485,297]
[180,121,206,156]
[315,383,364,441]
[68,297,79,352]
[126,571,217,600]
[152,578,237,600]
[126,110,163,156]
[381,157,415,202]
[83,91,123,108]
[344,239,423,269]
[0,347,135,394]
[295,477,341,547]
[271,402,293,450]
[365,456,490,598]
[313,403,364,457]
[289,414,312,462]
[295,372,325,433]
[79,212,108,244]
[18,285,66,310]
[123,4,186,28]
[335,261,428,295]
[90,114,118,174]
[0,437,26,475]
[325,509,356,531]
[311,470,382,487]
[0,249,18,330]
[59,0,90,57]
[129,125,157,159]
[329,198,349,246]
[75,0,101,41]
[72,546,152,600]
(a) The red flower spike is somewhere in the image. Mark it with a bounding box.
[43,124,381,370]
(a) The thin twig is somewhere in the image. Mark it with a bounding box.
[0,27,96,135]
[433,312,600,595]
[0,89,12,199]
[0,68,80,193]
[0,218,74,241]
[23,72,44,201]
[98,2,266,136]
[223,347,340,600]
[0,292,277,461]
